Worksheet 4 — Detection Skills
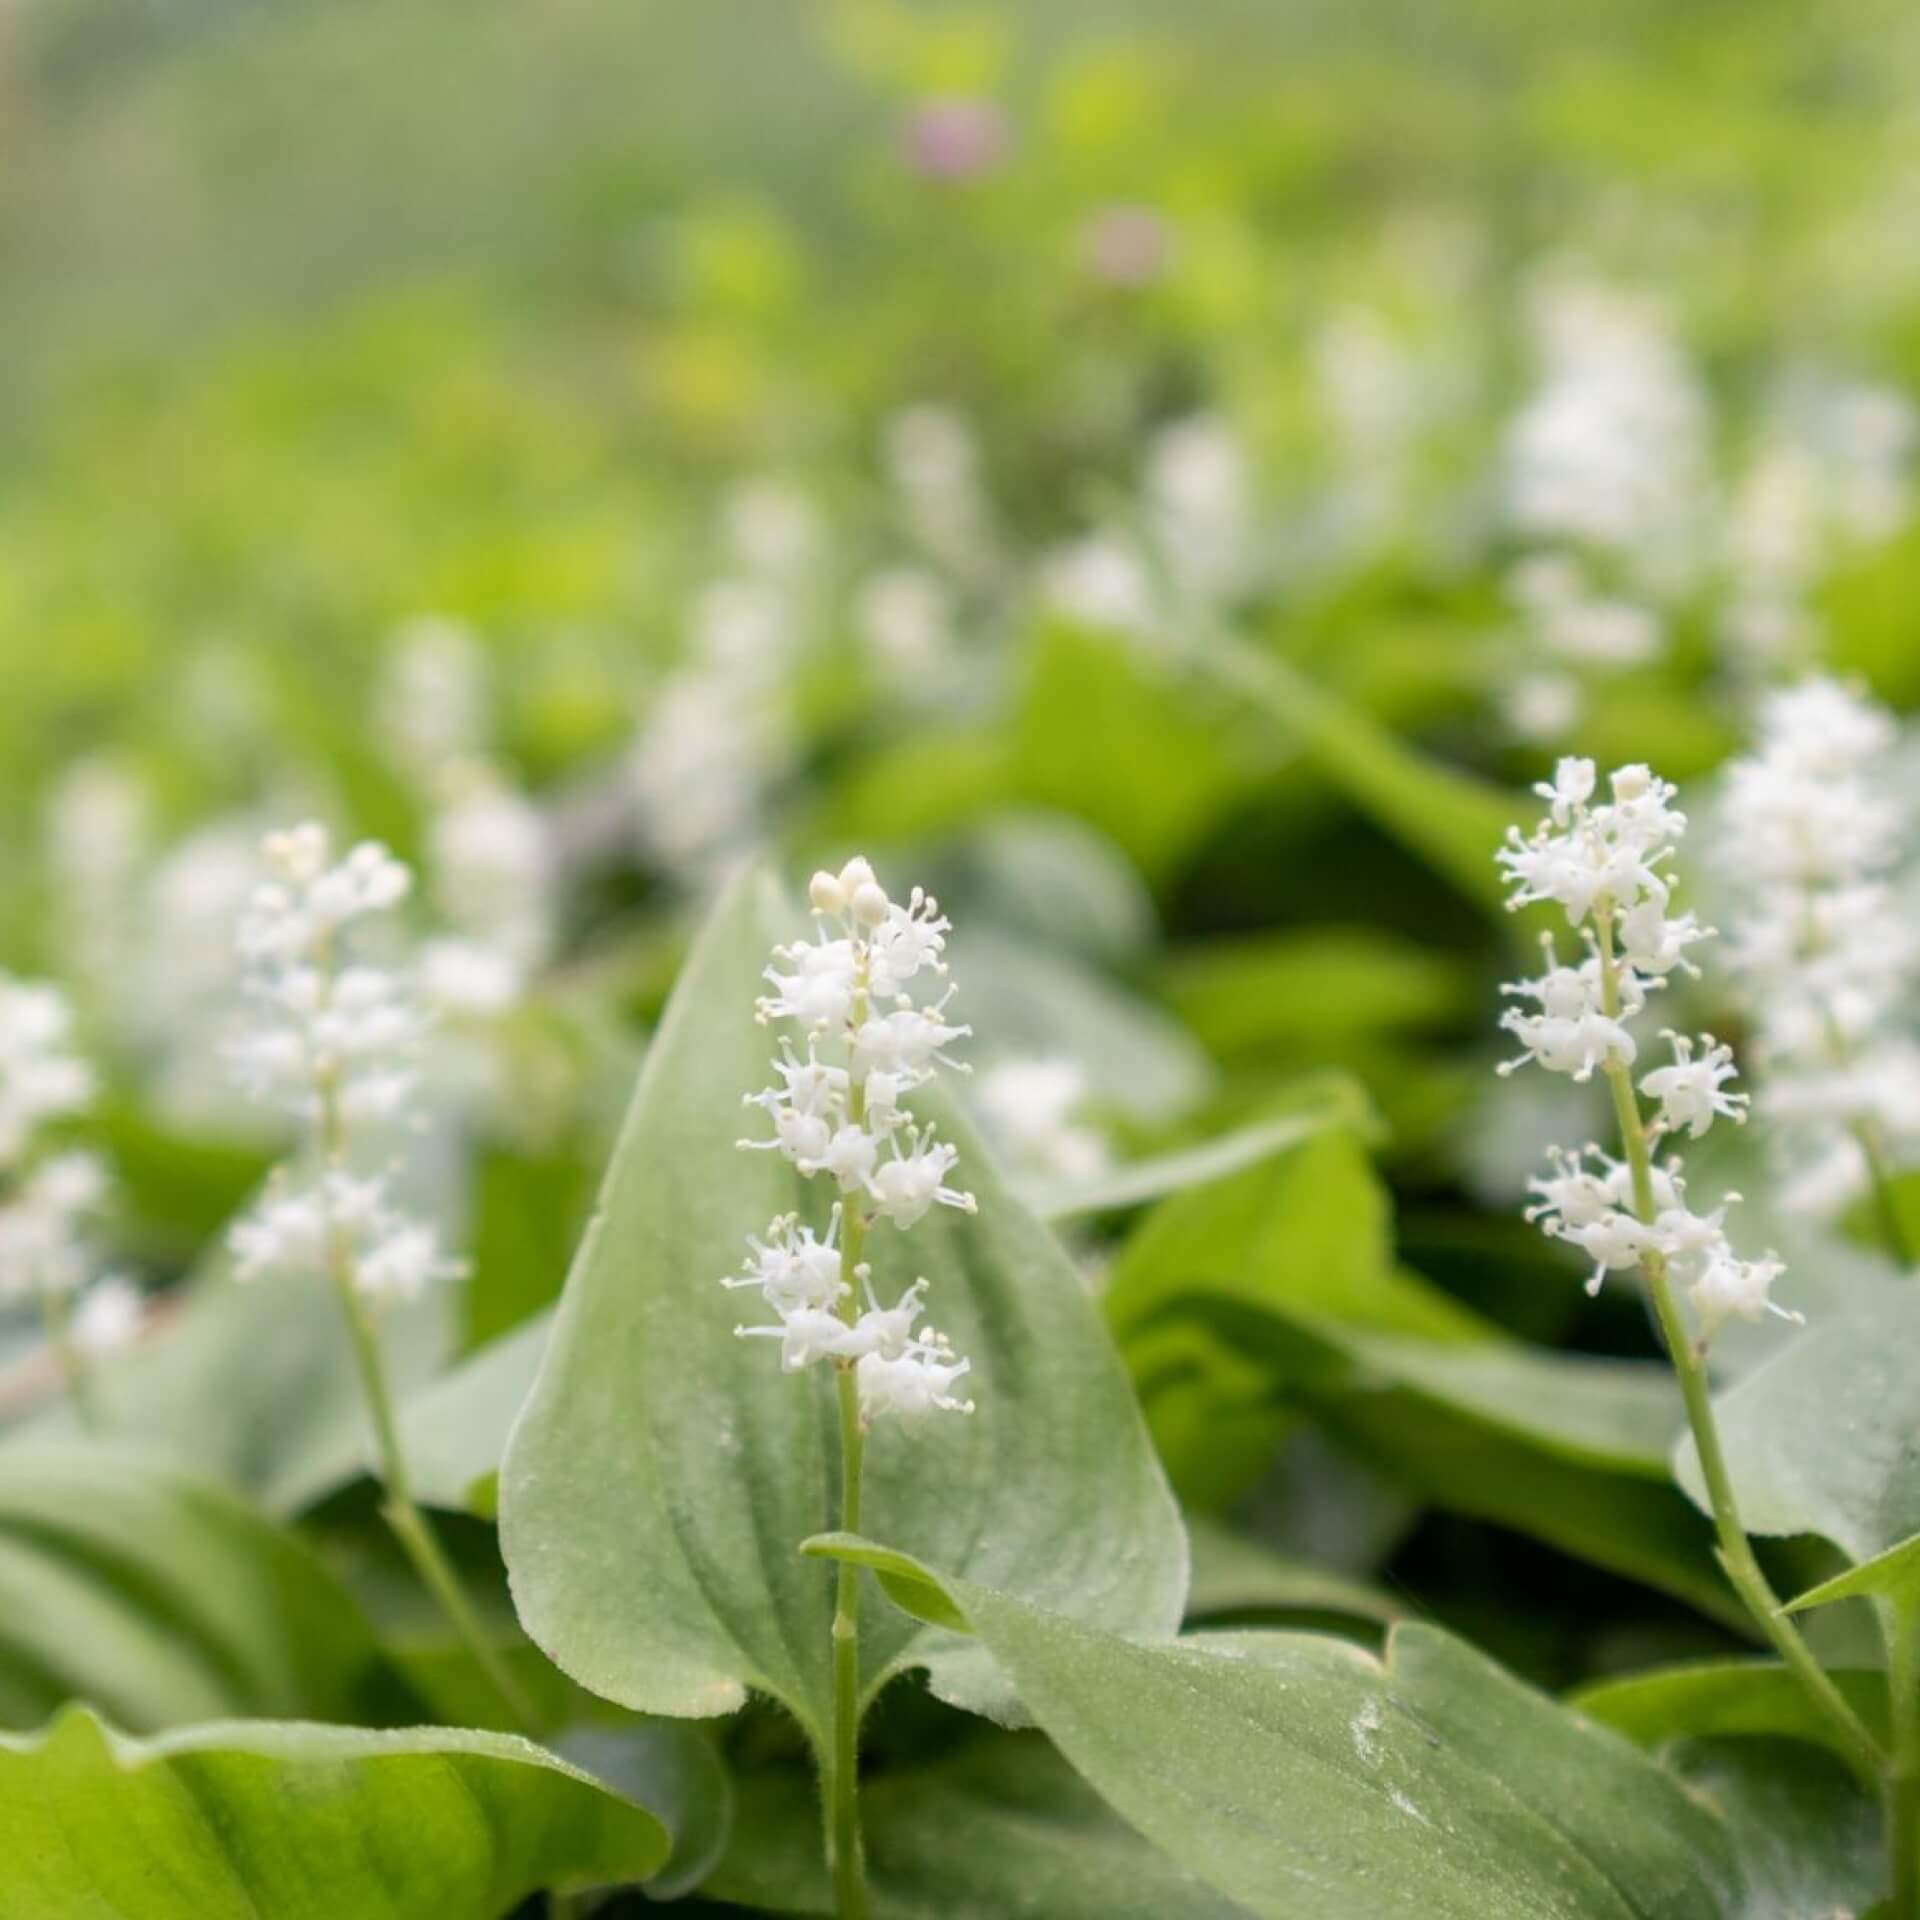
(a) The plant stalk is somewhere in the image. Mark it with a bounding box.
[823,1007,872,1920]
[317,1080,539,1738]
[1885,1602,1920,1919]
[1593,914,1887,1786]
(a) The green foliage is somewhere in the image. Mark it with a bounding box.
[803,1539,1744,1919]
[0,1450,390,1731]
[0,1708,672,1917]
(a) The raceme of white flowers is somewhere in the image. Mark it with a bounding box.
[1496,759,1795,1338]
[1717,677,1919,1220]
[0,974,139,1353]
[724,856,977,1424]
[225,825,465,1309]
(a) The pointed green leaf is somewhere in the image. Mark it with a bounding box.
[805,1540,1741,1920]
[0,1708,670,1916]
[1572,1659,1889,1772]
[499,869,1185,1740]
[1026,1075,1377,1222]
[0,1448,389,1731]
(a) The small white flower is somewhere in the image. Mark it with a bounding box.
[356,1221,466,1306]
[868,1127,977,1230]
[1641,1033,1749,1140]
[856,1337,975,1420]
[70,1276,144,1357]
[1552,1209,1653,1296]
[1689,1247,1800,1336]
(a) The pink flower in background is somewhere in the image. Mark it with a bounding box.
[904,96,1009,181]
[1083,204,1169,287]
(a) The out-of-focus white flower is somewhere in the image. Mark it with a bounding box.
[1042,533,1157,637]
[884,405,995,579]
[1146,413,1251,606]
[225,825,466,1313]
[1503,278,1712,597]
[420,762,554,1016]
[727,857,977,1425]
[972,1057,1109,1186]
[45,759,148,1002]
[379,614,491,774]
[1718,676,1916,1221]
[69,1275,144,1357]
[629,570,798,884]
[855,567,955,687]
[0,978,94,1169]
[723,479,822,587]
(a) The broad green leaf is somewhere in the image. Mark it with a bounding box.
[1665,1738,1883,1920]
[804,1540,1740,1920]
[0,1707,670,1916]
[1183,1513,1405,1627]
[1675,1287,1920,1568]
[1025,1073,1377,1221]
[706,1734,1251,1917]
[1572,1660,1888,1771]
[1324,1384,1739,1628]
[0,1448,390,1731]
[499,869,1185,1740]
[1106,1128,1489,1347]
[1207,639,1522,920]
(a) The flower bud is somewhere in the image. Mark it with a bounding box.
[808,870,847,915]
[851,880,891,927]
[837,855,877,896]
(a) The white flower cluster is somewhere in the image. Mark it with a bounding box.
[1499,554,1662,745]
[225,825,465,1307]
[725,856,977,1424]
[1719,379,1917,676]
[0,976,139,1355]
[419,763,555,1018]
[1503,279,1712,599]
[1497,760,1794,1336]
[629,567,797,884]
[1717,678,1920,1219]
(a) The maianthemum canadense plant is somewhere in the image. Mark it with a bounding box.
[8,782,1920,1916]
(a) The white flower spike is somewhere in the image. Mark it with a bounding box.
[224,824,467,1311]
[725,856,977,1426]
[1497,761,1795,1342]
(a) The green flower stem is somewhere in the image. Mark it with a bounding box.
[38,1285,96,1430]
[317,1081,540,1740]
[823,1003,872,1920]
[1593,913,1887,1786]
[1885,1603,1920,1920]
